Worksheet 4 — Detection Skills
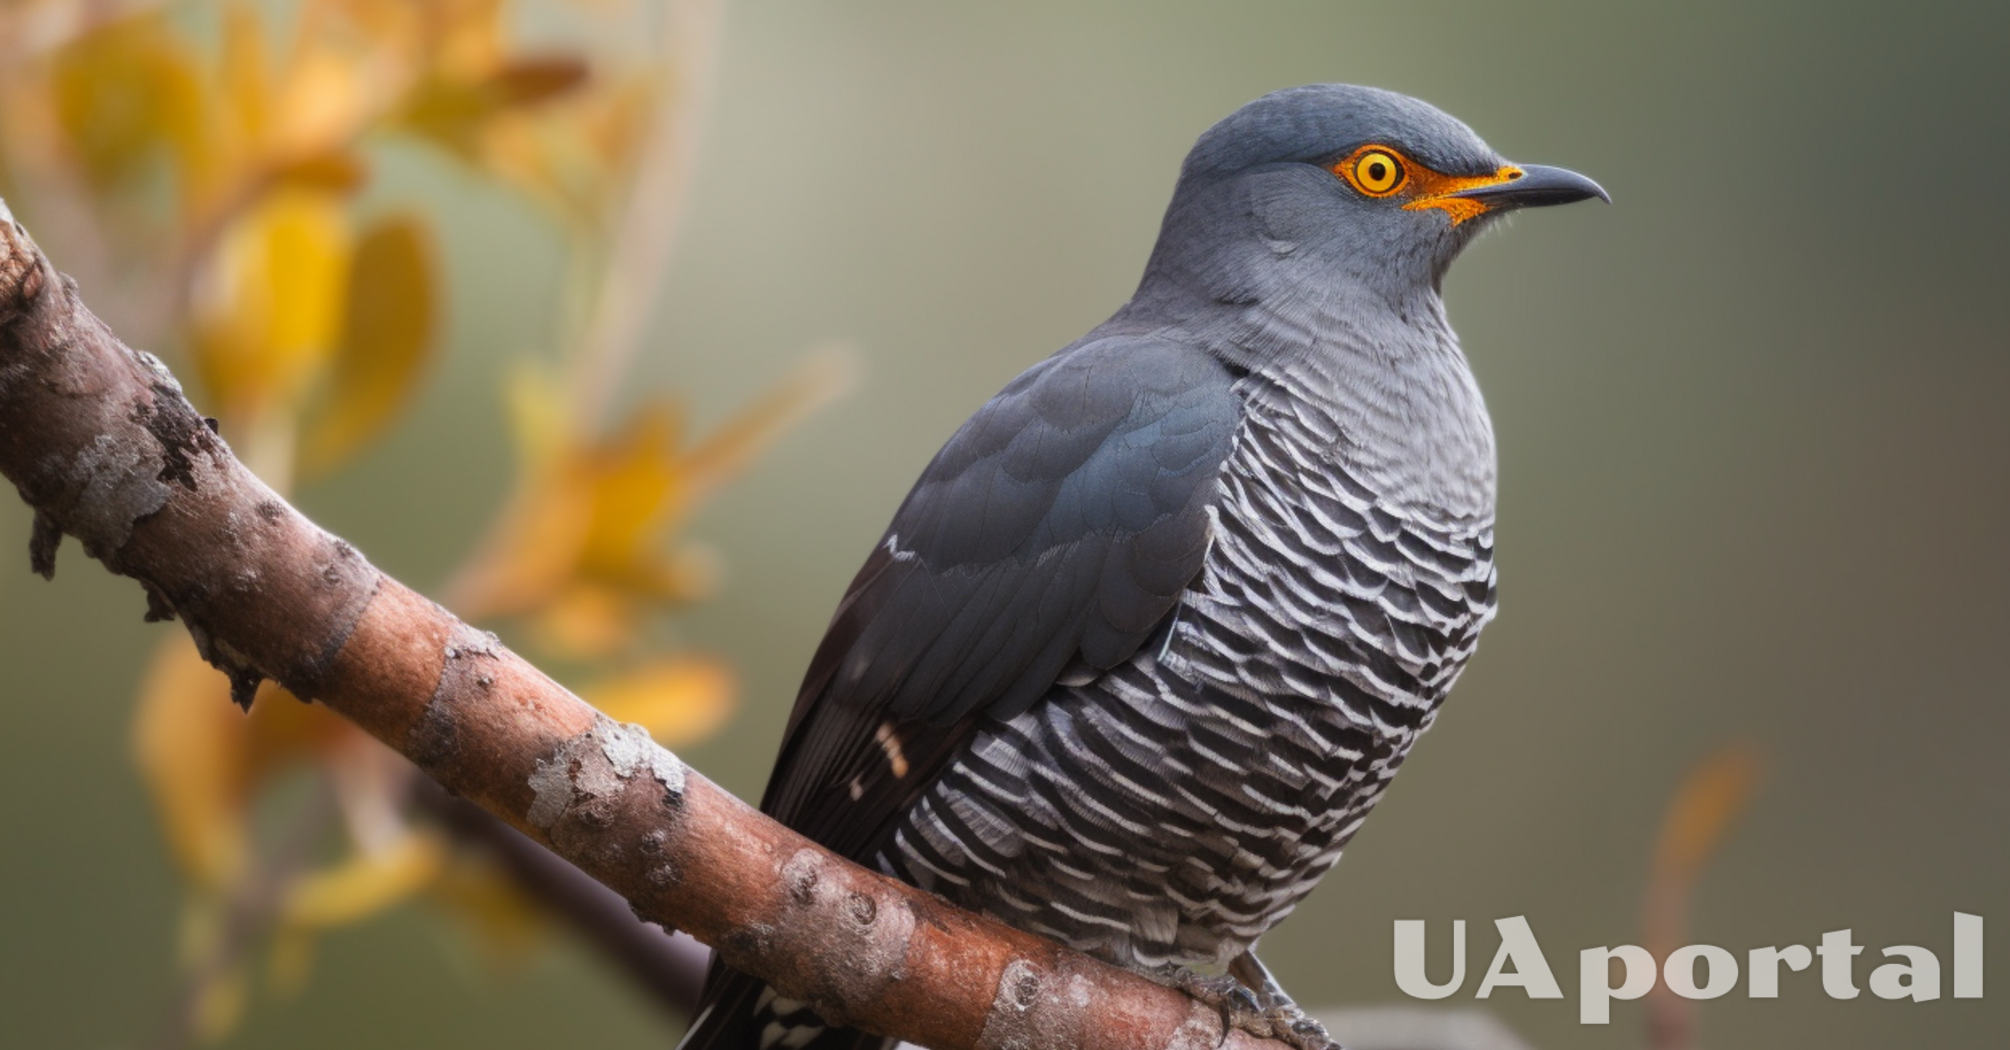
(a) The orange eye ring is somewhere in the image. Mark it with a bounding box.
[1338,147,1407,197]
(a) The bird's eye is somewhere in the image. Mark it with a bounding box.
[1350,150,1405,196]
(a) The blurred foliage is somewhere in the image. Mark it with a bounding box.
[0,0,839,1044]
[1641,742,1764,1050]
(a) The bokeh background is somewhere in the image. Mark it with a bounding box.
[2,1,2006,1048]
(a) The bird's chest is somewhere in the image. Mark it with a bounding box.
[1165,396,1498,774]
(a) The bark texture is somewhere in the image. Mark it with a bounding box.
[0,202,1299,1050]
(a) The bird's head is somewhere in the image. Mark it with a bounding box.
[1141,84,1606,309]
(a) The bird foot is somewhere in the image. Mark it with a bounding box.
[1244,1004,1337,1050]
[1153,968,1337,1050]
[1163,967,1263,1016]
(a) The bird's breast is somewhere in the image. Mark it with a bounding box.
[1174,383,1497,737]
[1219,286,1498,522]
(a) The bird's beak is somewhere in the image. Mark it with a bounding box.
[1447,163,1609,210]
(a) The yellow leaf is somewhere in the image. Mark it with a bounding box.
[1649,741,1763,886]
[399,55,590,160]
[270,47,374,161]
[271,150,372,195]
[450,357,829,631]
[433,0,509,80]
[585,656,736,746]
[261,199,350,354]
[221,3,271,145]
[133,637,252,887]
[504,358,571,468]
[1642,740,1765,965]
[266,924,317,998]
[445,464,596,619]
[301,212,439,473]
[467,113,598,224]
[189,189,353,420]
[528,584,634,659]
[449,363,821,631]
[479,73,649,225]
[447,399,691,623]
[242,686,370,782]
[325,0,425,43]
[132,636,374,887]
[488,57,592,109]
[429,852,551,969]
[280,831,447,928]
[193,961,250,1044]
[50,15,209,193]
[576,403,688,579]
[526,547,719,658]
[177,894,227,970]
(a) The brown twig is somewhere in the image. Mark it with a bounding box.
[147,775,341,1050]
[413,776,713,1017]
[0,202,1289,1050]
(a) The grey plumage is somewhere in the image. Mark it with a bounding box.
[883,354,1496,972]
[682,84,1603,1050]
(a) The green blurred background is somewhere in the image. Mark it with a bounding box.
[3,0,2006,1047]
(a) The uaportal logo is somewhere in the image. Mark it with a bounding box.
[1392,913,1983,1024]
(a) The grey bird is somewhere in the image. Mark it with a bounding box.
[681,84,1605,1050]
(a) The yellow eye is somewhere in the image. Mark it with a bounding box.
[1352,149,1405,195]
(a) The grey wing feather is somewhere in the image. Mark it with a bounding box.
[758,333,1241,852]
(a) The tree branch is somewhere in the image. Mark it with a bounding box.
[0,200,1296,1050]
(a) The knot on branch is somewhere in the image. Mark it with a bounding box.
[528,714,687,835]
[526,715,690,928]
[749,848,917,1031]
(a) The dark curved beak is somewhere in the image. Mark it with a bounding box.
[1451,163,1609,210]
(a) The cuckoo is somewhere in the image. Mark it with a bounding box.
[681,83,1606,1050]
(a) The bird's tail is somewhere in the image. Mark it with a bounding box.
[678,961,896,1050]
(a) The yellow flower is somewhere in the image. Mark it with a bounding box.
[189,190,354,426]
[449,346,854,657]
[585,655,737,746]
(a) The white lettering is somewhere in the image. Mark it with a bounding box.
[1579,945,1656,1024]
[1388,913,1986,1019]
[1955,912,1983,998]
[1870,946,1941,1002]
[1392,919,1465,999]
[1747,944,1811,997]
[1817,929,1863,999]
[1664,944,1738,999]
[1475,916,1562,1000]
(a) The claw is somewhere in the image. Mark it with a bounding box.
[1147,965,1340,1048]
[1224,950,1339,1050]
[1271,1009,1337,1050]
[1164,966,1264,1017]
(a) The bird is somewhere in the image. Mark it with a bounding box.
[680,83,1606,1050]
